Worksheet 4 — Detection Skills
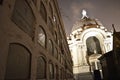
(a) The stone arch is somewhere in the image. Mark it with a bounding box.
[81,28,107,54]
[86,36,102,56]
[78,28,107,67]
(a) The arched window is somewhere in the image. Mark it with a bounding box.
[48,39,53,55]
[55,65,59,80]
[53,15,56,22]
[58,53,60,61]
[54,47,58,59]
[49,3,53,17]
[5,43,31,80]
[49,63,54,79]
[60,54,62,62]
[54,31,57,42]
[36,56,46,79]
[11,0,35,38]
[60,68,63,80]
[40,2,47,22]
[48,17,53,34]
[38,26,46,47]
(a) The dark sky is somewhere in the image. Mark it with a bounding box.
[58,0,120,36]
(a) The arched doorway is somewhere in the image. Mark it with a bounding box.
[86,36,102,56]
[86,37,102,79]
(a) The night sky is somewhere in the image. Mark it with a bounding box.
[58,0,120,36]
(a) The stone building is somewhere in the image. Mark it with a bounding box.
[67,10,113,80]
[0,0,73,80]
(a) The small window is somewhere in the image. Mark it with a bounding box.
[53,16,56,22]
[38,26,46,47]
[58,53,60,61]
[49,63,54,79]
[48,39,53,55]
[54,47,58,59]
[60,55,63,64]
[48,18,54,34]
[36,57,46,79]
[55,65,59,80]
[49,3,53,17]
[40,2,47,22]
[60,69,62,79]
[54,31,57,42]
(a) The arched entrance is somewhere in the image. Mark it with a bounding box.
[86,37,102,79]
[86,36,102,56]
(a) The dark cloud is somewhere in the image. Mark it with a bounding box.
[58,0,120,36]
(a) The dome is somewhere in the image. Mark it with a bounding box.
[71,10,104,32]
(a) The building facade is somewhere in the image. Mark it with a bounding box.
[67,10,113,80]
[0,0,73,80]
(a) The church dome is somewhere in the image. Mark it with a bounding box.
[71,10,104,32]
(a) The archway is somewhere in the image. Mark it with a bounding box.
[86,36,102,56]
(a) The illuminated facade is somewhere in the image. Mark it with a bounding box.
[67,10,113,80]
[0,0,73,80]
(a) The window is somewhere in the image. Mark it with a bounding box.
[11,0,35,38]
[48,18,54,34]
[36,56,46,79]
[49,63,54,79]
[58,53,60,61]
[38,26,46,47]
[61,55,63,64]
[5,43,31,80]
[59,69,62,79]
[55,65,59,80]
[40,2,47,22]
[53,16,56,22]
[54,31,57,42]
[54,47,58,59]
[49,3,53,17]
[48,39,53,55]
[58,25,62,46]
